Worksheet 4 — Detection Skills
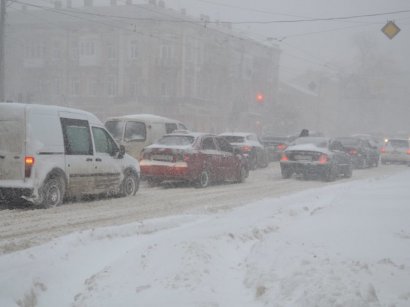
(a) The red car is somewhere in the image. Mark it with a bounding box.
[140,132,249,187]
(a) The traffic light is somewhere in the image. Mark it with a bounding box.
[256,93,264,104]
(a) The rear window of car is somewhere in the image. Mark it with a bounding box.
[105,120,124,140]
[291,137,328,148]
[336,138,360,146]
[157,135,195,146]
[222,136,245,143]
[387,140,409,148]
[0,120,23,153]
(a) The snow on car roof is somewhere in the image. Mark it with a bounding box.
[219,132,255,137]
[0,102,101,123]
[106,113,181,122]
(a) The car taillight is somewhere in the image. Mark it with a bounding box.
[380,147,386,153]
[280,153,289,161]
[349,149,358,155]
[241,145,252,152]
[140,151,150,160]
[407,149,410,155]
[24,156,35,178]
[183,153,191,162]
[277,144,287,151]
[318,154,328,164]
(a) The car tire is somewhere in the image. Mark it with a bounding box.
[281,167,293,179]
[196,169,210,188]
[343,164,353,178]
[39,175,65,208]
[322,166,337,182]
[120,171,139,197]
[236,165,247,183]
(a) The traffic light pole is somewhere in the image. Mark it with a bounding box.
[0,0,6,101]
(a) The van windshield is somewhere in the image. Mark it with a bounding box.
[0,120,24,153]
[105,121,124,140]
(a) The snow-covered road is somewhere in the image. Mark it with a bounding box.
[0,163,406,254]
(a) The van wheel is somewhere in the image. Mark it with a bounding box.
[40,176,65,208]
[196,170,210,188]
[236,165,247,183]
[120,171,139,197]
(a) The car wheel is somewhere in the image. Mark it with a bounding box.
[40,175,65,208]
[343,164,353,178]
[322,166,337,182]
[196,169,210,188]
[236,165,247,183]
[120,171,139,196]
[281,167,293,179]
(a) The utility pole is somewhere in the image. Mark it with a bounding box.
[0,0,6,101]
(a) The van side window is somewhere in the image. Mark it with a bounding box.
[178,123,187,130]
[124,121,146,141]
[92,127,118,155]
[60,118,93,155]
[165,123,178,134]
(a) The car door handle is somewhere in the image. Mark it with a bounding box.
[95,158,102,162]
[86,158,93,162]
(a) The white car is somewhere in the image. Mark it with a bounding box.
[380,138,410,165]
[0,103,140,208]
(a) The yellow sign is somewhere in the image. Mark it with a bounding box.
[381,21,401,40]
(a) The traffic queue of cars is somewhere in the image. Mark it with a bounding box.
[1,103,409,208]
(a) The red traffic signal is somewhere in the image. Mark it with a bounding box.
[256,93,264,103]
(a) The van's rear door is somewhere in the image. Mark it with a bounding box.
[0,104,25,181]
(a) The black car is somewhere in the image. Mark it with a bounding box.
[335,137,379,168]
[219,132,269,170]
[280,137,353,181]
[260,135,297,162]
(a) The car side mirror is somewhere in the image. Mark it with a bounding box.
[118,145,125,159]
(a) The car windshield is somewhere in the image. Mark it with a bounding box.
[222,136,245,143]
[156,135,195,146]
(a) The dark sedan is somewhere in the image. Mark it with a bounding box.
[219,132,269,170]
[260,135,296,161]
[280,137,353,181]
[335,137,379,168]
[140,132,249,188]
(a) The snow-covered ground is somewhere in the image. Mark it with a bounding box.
[1,169,410,307]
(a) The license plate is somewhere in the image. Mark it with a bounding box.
[294,155,312,161]
[152,155,173,162]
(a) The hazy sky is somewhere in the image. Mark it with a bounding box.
[158,0,410,81]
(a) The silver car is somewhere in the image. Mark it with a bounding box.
[380,138,410,165]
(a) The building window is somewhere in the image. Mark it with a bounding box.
[107,76,117,97]
[88,79,99,96]
[160,44,173,60]
[71,78,81,96]
[25,42,45,59]
[107,43,117,59]
[79,41,95,56]
[129,40,138,59]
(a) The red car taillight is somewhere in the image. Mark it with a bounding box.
[318,154,329,164]
[241,145,252,153]
[24,156,35,178]
[183,153,191,162]
[380,147,386,153]
[349,149,358,155]
[280,153,289,161]
[407,149,410,155]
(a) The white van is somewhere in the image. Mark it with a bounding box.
[104,114,188,159]
[0,103,140,208]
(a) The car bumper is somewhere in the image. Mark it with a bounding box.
[140,160,196,181]
[381,153,410,163]
[280,161,330,175]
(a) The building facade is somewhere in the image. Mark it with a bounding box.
[5,1,280,133]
